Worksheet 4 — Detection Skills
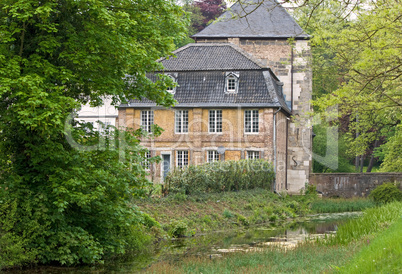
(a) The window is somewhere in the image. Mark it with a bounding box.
[247,151,260,160]
[142,151,152,170]
[176,151,188,167]
[166,75,176,94]
[141,110,154,133]
[245,110,259,133]
[207,151,220,162]
[175,110,188,133]
[227,77,236,92]
[225,72,239,94]
[209,110,222,133]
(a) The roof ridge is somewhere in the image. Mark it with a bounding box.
[192,0,308,39]
[158,43,265,71]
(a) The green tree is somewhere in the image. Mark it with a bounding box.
[312,124,354,173]
[315,0,401,171]
[0,0,186,266]
[294,0,401,172]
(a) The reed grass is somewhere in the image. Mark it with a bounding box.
[310,198,375,213]
[329,201,402,245]
[338,217,402,273]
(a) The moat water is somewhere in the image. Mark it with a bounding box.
[9,212,361,273]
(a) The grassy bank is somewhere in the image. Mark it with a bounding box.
[310,198,375,213]
[135,188,375,237]
[143,201,402,273]
[339,217,402,273]
[135,189,314,236]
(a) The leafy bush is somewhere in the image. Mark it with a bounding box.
[0,128,158,266]
[168,220,188,238]
[369,183,402,204]
[0,200,37,270]
[223,209,234,218]
[166,160,275,195]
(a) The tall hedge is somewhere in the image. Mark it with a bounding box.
[166,160,275,195]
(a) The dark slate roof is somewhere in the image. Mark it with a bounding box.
[122,70,290,113]
[193,0,308,39]
[159,43,265,71]
[121,43,291,113]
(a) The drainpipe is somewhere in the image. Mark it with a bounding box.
[273,107,281,192]
[285,117,289,190]
[291,47,294,113]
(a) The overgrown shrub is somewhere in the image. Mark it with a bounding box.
[166,160,275,195]
[369,183,402,205]
[0,200,37,270]
[168,220,188,238]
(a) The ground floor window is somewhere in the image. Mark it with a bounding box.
[246,151,260,160]
[207,150,220,162]
[141,151,152,170]
[176,150,189,167]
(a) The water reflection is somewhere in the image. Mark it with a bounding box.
[7,212,361,273]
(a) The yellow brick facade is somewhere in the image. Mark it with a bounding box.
[118,107,288,191]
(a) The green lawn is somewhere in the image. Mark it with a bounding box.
[339,217,402,273]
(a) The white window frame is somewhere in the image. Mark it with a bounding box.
[244,109,259,134]
[166,75,176,94]
[175,110,188,134]
[209,110,222,133]
[142,151,152,170]
[140,110,154,133]
[207,151,220,162]
[176,150,189,168]
[246,151,260,160]
[225,72,239,94]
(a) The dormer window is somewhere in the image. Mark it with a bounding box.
[166,74,177,94]
[225,72,239,94]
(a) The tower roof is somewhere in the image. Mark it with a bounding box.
[192,0,308,39]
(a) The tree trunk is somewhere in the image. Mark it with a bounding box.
[355,156,360,172]
[360,155,364,173]
[366,140,379,172]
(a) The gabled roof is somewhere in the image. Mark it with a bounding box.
[192,0,308,39]
[159,43,265,71]
[121,43,291,113]
[122,70,289,112]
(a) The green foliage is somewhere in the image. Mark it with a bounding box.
[375,125,402,172]
[0,200,37,270]
[329,201,402,245]
[312,124,354,173]
[222,209,234,218]
[338,217,402,273]
[166,160,275,195]
[236,214,249,226]
[168,220,188,238]
[309,0,401,161]
[311,198,375,213]
[304,183,318,196]
[0,0,186,266]
[141,213,161,229]
[369,183,402,205]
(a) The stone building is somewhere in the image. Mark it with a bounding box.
[118,0,312,193]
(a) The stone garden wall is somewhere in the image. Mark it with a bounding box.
[309,173,402,198]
